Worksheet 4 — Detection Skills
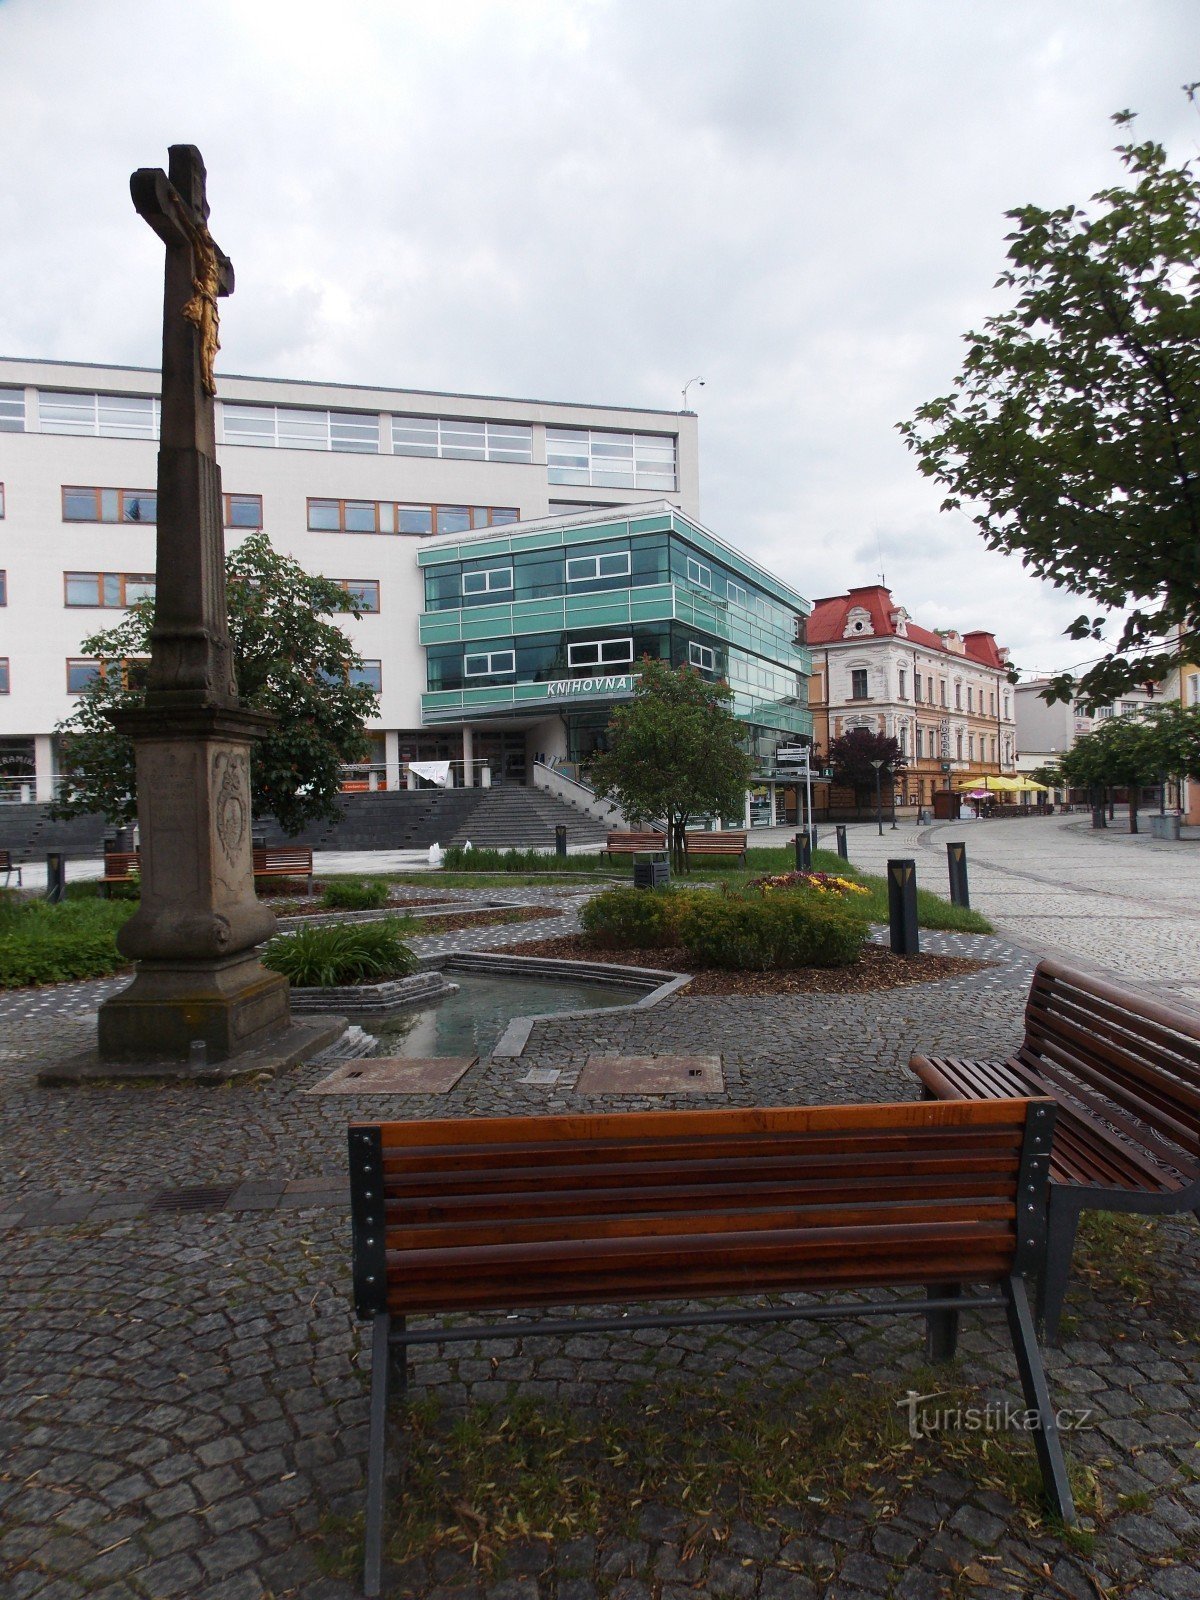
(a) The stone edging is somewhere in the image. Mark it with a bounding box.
[287,969,457,1016]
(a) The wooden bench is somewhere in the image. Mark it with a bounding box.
[0,848,22,888]
[348,1099,1074,1594]
[101,850,140,895]
[911,957,1200,1343]
[602,829,667,860]
[684,829,748,866]
[252,845,314,896]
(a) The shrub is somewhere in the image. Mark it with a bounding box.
[321,879,390,911]
[262,917,418,987]
[677,893,867,970]
[579,886,684,949]
[0,897,135,987]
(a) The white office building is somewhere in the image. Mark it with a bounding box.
[0,357,704,799]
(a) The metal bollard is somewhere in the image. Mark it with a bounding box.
[835,824,849,860]
[946,841,970,908]
[887,858,920,956]
[45,851,67,904]
[794,832,812,872]
[555,824,567,859]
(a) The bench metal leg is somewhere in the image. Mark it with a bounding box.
[925,1282,961,1361]
[389,1315,408,1397]
[1003,1276,1075,1524]
[363,1312,392,1599]
[1037,1193,1081,1346]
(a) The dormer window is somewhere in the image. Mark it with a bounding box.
[843,605,873,638]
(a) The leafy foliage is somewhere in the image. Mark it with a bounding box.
[588,659,755,871]
[1058,702,1200,829]
[320,879,390,911]
[261,918,417,987]
[826,728,905,804]
[441,846,608,873]
[0,896,134,987]
[899,107,1200,707]
[52,532,377,835]
[580,883,868,969]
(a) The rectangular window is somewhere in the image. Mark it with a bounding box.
[898,669,907,700]
[223,493,263,528]
[967,686,974,712]
[62,487,157,523]
[40,390,160,439]
[349,660,383,691]
[0,484,4,517]
[851,668,869,700]
[688,641,716,672]
[955,683,962,709]
[436,505,472,535]
[461,567,514,596]
[67,658,102,693]
[685,556,711,589]
[307,497,516,535]
[0,388,24,431]
[568,638,634,668]
[915,728,923,758]
[546,427,676,489]
[464,649,516,677]
[968,734,975,760]
[221,402,381,453]
[989,692,996,715]
[0,571,6,605]
[337,580,380,613]
[391,415,533,462]
[940,682,947,707]
[0,658,8,693]
[64,572,156,607]
[913,673,921,702]
[1188,674,1200,707]
[726,580,748,608]
[565,551,631,584]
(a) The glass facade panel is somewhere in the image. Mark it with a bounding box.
[547,428,677,490]
[343,501,377,532]
[436,506,472,534]
[391,416,440,456]
[350,661,383,691]
[0,388,23,431]
[0,660,8,693]
[40,391,159,438]
[398,505,435,534]
[330,411,379,453]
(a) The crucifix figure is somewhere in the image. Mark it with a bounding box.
[96,144,300,1069]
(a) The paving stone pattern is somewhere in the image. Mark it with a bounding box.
[4,840,1200,1598]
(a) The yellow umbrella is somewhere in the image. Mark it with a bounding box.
[956,775,1018,791]
[1014,778,1050,792]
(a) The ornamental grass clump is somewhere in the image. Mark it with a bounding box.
[262,917,418,988]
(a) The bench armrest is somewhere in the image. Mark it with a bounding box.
[909,1054,971,1101]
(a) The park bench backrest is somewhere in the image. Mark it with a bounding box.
[684,831,747,851]
[0,849,12,868]
[348,1098,1053,1319]
[103,851,140,879]
[605,831,666,851]
[252,846,312,872]
[1023,959,1200,1162]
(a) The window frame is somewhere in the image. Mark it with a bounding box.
[565,551,632,585]
[62,486,157,524]
[463,648,517,678]
[685,556,712,589]
[461,566,514,597]
[725,580,748,608]
[336,580,381,614]
[0,657,8,693]
[63,571,157,608]
[850,668,869,701]
[688,640,716,673]
[567,637,634,669]
[223,493,264,528]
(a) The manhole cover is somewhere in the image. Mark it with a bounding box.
[148,1184,237,1213]
[306,1057,477,1095]
[575,1054,723,1095]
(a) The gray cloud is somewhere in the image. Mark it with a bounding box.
[0,0,1194,675]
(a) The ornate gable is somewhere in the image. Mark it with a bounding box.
[843,605,874,639]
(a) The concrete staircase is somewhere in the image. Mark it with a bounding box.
[447,784,609,851]
[257,789,486,851]
[0,804,109,862]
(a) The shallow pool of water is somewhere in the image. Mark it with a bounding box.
[363,970,648,1058]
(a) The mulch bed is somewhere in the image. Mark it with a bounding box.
[482,934,992,995]
[407,906,556,935]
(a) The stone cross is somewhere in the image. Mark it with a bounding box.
[98,144,291,1068]
[130,144,237,711]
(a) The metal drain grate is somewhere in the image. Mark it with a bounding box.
[148,1183,236,1213]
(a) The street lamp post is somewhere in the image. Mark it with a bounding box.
[870,758,884,837]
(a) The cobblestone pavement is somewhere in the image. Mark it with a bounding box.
[3,874,1200,1599]
[820,813,1200,1010]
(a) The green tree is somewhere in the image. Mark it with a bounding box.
[1143,701,1200,788]
[1059,714,1162,832]
[589,658,755,872]
[826,727,905,812]
[52,533,377,836]
[899,105,1200,709]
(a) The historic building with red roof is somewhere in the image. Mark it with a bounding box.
[808,585,1018,814]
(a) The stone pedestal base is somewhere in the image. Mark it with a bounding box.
[42,1013,348,1086]
[97,951,290,1065]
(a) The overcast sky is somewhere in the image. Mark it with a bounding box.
[1,0,1195,676]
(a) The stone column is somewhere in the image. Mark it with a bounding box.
[462,725,474,789]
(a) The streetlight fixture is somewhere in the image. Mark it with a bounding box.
[870,758,885,836]
[681,376,705,410]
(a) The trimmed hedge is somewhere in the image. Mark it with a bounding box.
[321,879,390,911]
[0,896,135,987]
[442,846,607,873]
[581,885,868,969]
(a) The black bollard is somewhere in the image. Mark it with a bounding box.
[45,851,67,905]
[835,823,849,861]
[794,832,812,872]
[887,858,920,956]
[946,841,970,908]
[555,824,567,859]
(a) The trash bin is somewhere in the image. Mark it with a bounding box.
[1163,814,1181,842]
[633,857,670,890]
